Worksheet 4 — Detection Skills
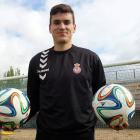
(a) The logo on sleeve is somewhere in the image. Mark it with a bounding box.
[73,63,81,74]
[38,50,49,80]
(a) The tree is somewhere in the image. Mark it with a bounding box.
[15,68,22,89]
[3,66,24,89]
[8,66,14,77]
[3,72,7,77]
[15,68,20,76]
[3,67,22,77]
[3,66,15,77]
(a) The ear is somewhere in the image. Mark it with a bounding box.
[49,24,52,34]
[73,24,76,33]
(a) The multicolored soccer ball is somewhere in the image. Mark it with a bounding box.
[0,88,31,128]
[92,84,135,126]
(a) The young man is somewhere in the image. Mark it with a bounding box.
[0,4,129,140]
[28,4,105,140]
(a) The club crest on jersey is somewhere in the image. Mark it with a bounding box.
[73,63,81,74]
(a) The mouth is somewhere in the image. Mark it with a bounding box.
[57,32,67,35]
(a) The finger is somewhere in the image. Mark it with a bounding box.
[13,127,18,130]
[16,126,19,129]
[108,125,111,128]
[124,122,129,128]
[2,126,11,131]
[2,127,9,131]
[123,122,129,128]
[8,127,14,131]
[108,125,116,129]
[112,125,115,129]
[108,125,121,131]
[11,126,19,131]
[2,126,6,129]
[119,124,124,128]
[1,125,19,131]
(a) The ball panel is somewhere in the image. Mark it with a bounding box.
[109,115,123,126]
[108,104,127,118]
[0,97,16,117]
[98,85,114,101]
[121,116,128,125]
[21,93,28,109]
[21,95,30,114]
[0,106,12,114]
[0,89,15,102]
[93,103,106,125]
[116,85,134,107]
[128,111,135,120]
[99,85,113,97]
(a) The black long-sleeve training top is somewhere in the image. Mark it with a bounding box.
[26,44,106,135]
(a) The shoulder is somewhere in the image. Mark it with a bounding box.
[29,48,51,64]
[74,45,100,59]
[74,45,103,69]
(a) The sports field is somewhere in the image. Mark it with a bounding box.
[1,128,140,140]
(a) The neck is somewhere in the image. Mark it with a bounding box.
[53,41,72,51]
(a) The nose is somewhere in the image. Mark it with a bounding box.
[59,22,65,30]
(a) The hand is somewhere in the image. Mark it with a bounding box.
[0,125,19,131]
[108,122,129,131]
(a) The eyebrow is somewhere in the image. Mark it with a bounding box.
[53,20,71,23]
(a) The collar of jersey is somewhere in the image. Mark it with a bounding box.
[51,44,76,54]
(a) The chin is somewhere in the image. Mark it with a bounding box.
[57,40,68,44]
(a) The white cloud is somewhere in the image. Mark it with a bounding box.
[0,0,140,77]
[72,0,140,63]
[0,1,53,77]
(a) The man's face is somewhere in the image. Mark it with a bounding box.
[49,13,76,45]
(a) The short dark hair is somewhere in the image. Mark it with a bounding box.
[50,4,75,25]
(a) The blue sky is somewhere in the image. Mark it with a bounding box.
[0,0,140,77]
[21,0,46,11]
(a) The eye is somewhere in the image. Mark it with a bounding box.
[53,21,60,25]
[64,21,70,25]
[54,22,59,25]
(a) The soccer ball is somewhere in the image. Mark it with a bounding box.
[92,84,135,126]
[0,88,31,128]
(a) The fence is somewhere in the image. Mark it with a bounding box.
[0,60,140,140]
